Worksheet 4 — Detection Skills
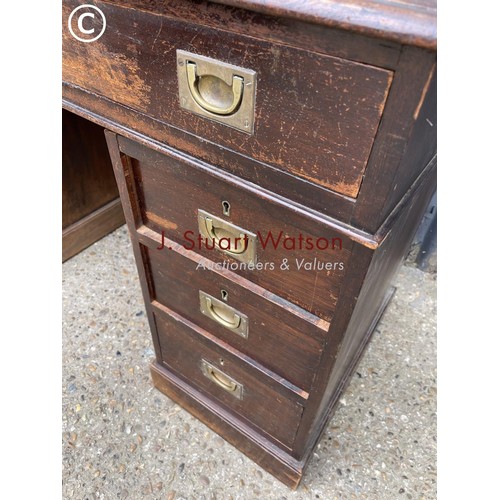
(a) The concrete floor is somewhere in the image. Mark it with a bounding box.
[62,226,436,499]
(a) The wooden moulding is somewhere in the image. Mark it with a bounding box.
[62,198,124,262]
[63,0,393,200]
[149,285,396,489]
[104,124,436,487]
[207,0,437,50]
[62,109,126,261]
[150,359,306,489]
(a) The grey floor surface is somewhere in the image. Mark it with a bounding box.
[62,226,436,499]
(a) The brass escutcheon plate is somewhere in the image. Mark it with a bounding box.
[177,50,257,134]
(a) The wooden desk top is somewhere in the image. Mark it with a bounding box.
[116,0,437,49]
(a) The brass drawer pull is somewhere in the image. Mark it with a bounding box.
[187,62,244,116]
[204,217,247,255]
[199,291,249,338]
[197,209,257,265]
[201,359,243,399]
[177,50,256,134]
[205,296,240,328]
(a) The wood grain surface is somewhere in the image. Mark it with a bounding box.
[207,0,437,49]
[63,109,120,228]
[144,237,327,392]
[155,308,304,451]
[72,0,441,486]
[63,0,393,199]
[150,361,306,488]
[62,110,125,260]
[119,136,353,321]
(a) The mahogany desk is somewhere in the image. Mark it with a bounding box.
[63,0,436,487]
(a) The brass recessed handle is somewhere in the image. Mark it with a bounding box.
[199,291,249,338]
[177,50,256,133]
[204,217,247,255]
[187,61,244,116]
[201,359,243,399]
[197,210,257,265]
[205,296,241,329]
[208,367,238,391]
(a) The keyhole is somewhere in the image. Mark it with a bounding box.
[219,358,225,366]
[221,289,229,301]
[222,200,231,216]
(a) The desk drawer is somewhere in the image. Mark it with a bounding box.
[63,0,392,199]
[119,137,351,322]
[145,242,327,393]
[155,309,304,450]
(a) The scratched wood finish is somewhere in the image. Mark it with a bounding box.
[63,0,436,232]
[208,0,437,49]
[62,0,392,198]
[63,86,357,223]
[351,46,436,232]
[144,239,327,392]
[105,131,165,365]
[109,0,402,69]
[380,68,436,222]
[118,136,352,321]
[155,308,304,450]
[67,0,440,487]
[293,158,437,459]
[105,133,436,484]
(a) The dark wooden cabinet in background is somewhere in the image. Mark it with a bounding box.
[62,110,124,261]
[63,0,436,488]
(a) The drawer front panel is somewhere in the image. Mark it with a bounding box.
[155,310,304,450]
[145,243,327,392]
[63,0,392,199]
[124,137,351,322]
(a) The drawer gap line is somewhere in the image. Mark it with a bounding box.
[138,225,331,333]
[151,300,310,402]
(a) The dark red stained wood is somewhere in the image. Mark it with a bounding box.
[119,136,353,321]
[292,157,436,460]
[70,0,439,487]
[144,237,327,392]
[62,110,125,260]
[62,109,120,228]
[62,86,358,223]
[208,0,437,49]
[150,361,306,488]
[105,131,164,363]
[352,46,436,233]
[106,0,402,69]
[63,198,124,262]
[63,0,393,199]
[155,307,304,451]
[63,1,436,235]
[104,124,437,486]
[380,66,436,222]
[137,226,331,331]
